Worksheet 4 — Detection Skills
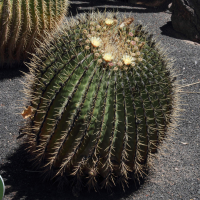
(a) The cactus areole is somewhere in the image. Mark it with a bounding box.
[0,0,69,67]
[21,12,176,191]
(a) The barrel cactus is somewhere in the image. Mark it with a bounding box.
[0,0,69,67]
[20,12,176,192]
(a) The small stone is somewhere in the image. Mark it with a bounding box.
[180,142,188,145]
[168,3,173,12]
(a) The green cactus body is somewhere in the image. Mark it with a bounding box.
[0,0,69,67]
[21,12,176,191]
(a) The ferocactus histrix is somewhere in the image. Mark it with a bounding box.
[20,12,177,192]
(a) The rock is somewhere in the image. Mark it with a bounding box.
[128,0,172,8]
[171,0,200,43]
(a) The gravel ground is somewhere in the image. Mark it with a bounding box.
[0,1,200,199]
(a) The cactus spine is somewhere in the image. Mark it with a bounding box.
[21,12,177,191]
[0,0,69,67]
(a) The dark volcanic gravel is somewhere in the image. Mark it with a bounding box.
[0,1,200,199]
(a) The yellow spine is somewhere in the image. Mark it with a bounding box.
[41,0,47,31]
[0,0,12,63]
[16,0,32,59]
[25,0,40,54]
[8,0,21,60]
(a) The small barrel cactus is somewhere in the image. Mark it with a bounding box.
[21,12,176,191]
[0,0,69,67]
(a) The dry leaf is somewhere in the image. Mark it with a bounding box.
[21,106,33,119]
[119,17,134,29]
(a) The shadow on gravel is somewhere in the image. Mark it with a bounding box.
[0,143,146,200]
[69,0,169,16]
[160,21,189,41]
[0,64,29,81]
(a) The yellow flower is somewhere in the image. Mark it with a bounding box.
[103,53,114,62]
[105,18,114,26]
[122,55,136,65]
[90,37,102,47]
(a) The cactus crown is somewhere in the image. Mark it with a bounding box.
[0,0,69,67]
[21,12,177,192]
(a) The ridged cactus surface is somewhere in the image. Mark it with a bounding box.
[0,0,69,67]
[21,12,176,191]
